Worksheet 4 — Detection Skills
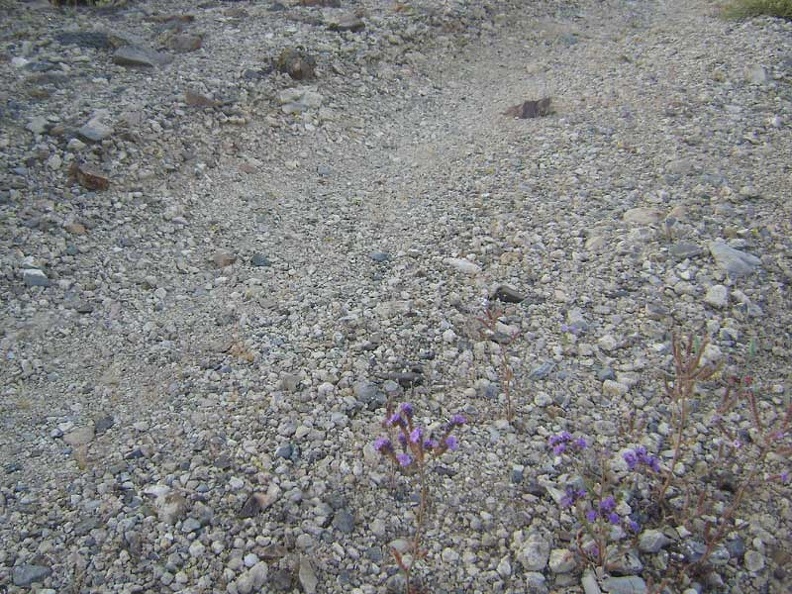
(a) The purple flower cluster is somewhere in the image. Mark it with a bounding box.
[374,403,465,470]
[623,446,661,472]
[580,496,640,533]
[560,485,587,508]
[548,431,588,456]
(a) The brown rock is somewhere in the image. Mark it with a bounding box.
[213,250,236,268]
[64,222,87,235]
[185,89,219,108]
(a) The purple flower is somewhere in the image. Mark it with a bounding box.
[399,403,414,419]
[780,471,790,484]
[424,438,438,450]
[574,437,588,450]
[607,512,621,525]
[560,486,586,508]
[409,427,423,444]
[397,432,408,447]
[451,414,466,426]
[585,509,598,523]
[549,431,572,447]
[623,450,638,470]
[599,496,616,512]
[396,453,413,467]
[624,447,661,472]
[445,435,459,451]
[627,519,641,533]
[387,412,403,427]
[374,437,392,454]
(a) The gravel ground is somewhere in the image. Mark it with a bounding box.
[1,0,791,593]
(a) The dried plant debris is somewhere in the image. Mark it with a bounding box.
[503,97,553,119]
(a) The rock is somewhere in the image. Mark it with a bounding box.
[638,529,673,553]
[276,48,316,80]
[13,564,52,586]
[445,257,481,274]
[709,242,761,276]
[602,379,629,396]
[26,116,49,135]
[78,118,113,143]
[669,241,703,259]
[704,284,729,308]
[581,569,602,594]
[745,64,768,85]
[93,415,114,435]
[251,253,272,267]
[327,14,366,32]
[298,555,318,594]
[622,207,663,225]
[332,508,355,533]
[64,426,95,447]
[525,572,549,594]
[496,555,512,577]
[370,251,390,262]
[22,268,50,287]
[600,575,647,594]
[548,548,576,573]
[113,46,173,67]
[517,533,551,571]
[744,550,765,572]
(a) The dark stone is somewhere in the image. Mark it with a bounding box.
[94,415,114,435]
[251,253,272,267]
[56,31,112,49]
[113,46,173,67]
[269,568,294,592]
[12,564,51,587]
[274,443,293,459]
[332,508,355,533]
[370,251,390,262]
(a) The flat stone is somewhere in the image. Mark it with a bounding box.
[251,253,272,267]
[332,508,355,533]
[704,284,729,308]
[64,425,95,447]
[298,555,318,594]
[709,242,761,276]
[669,241,703,259]
[113,46,173,67]
[445,257,481,274]
[26,116,49,135]
[744,550,765,572]
[78,118,114,142]
[327,14,365,32]
[13,564,52,586]
[600,575,647,594]
[213,250,236,268]
[638,529,673,553]
[22,268,50,287]
[622,207,663,225]
[517,533,550,571]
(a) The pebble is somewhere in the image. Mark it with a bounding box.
[22,268,50,287]
[744,550,765,572]
[298,556,318,594]
[444,257,481,274]
[704,284,729,308]
[638,529,673,553]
